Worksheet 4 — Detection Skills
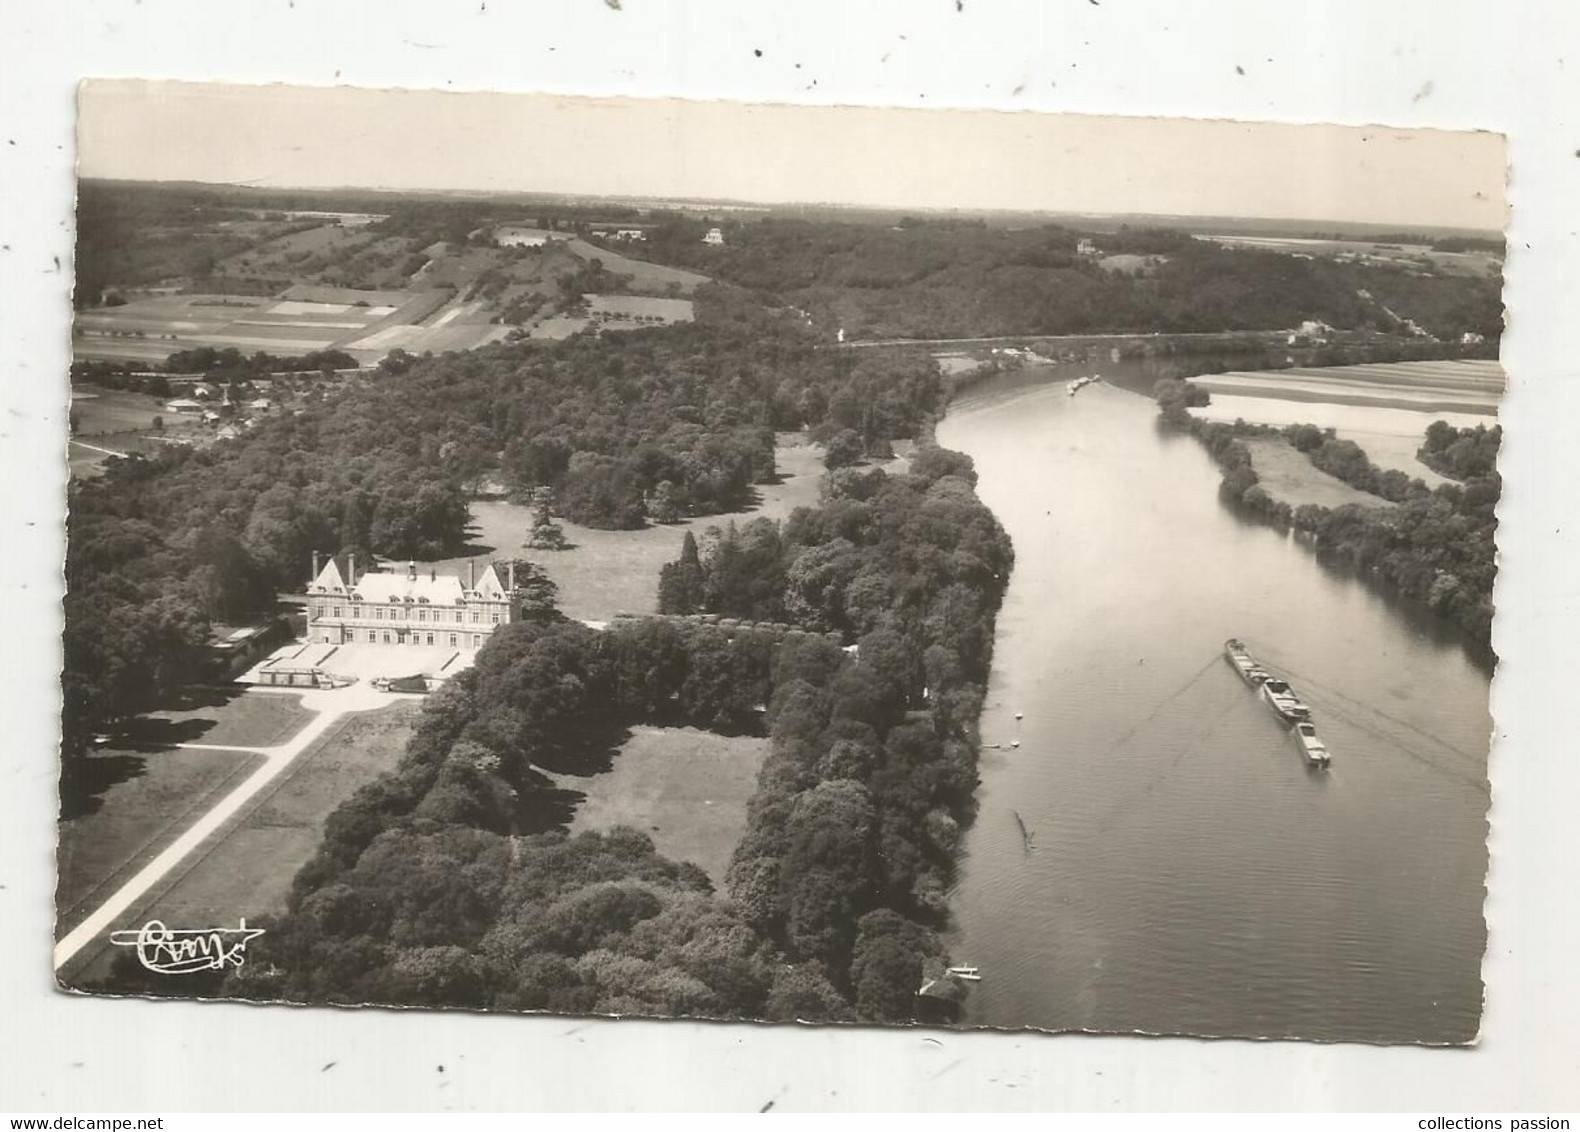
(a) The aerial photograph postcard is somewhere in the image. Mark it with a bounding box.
[57,82,1504,1045]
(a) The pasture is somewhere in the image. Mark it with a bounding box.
[421,434,828,622]
[554,725,771,888]
[1242,437,1397,511]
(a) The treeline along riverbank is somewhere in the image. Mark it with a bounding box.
[1154,377,1498,651]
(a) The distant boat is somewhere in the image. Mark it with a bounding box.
[946,966,983,982]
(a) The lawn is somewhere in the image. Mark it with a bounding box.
[56,745,265,937]
[556,725,771,888]
[60,700,420,985]
[121,689,315,750]
[1243,437,1397,511]
[423,433,829,622]
[70,386,169,435]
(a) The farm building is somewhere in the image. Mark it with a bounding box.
[703,227,725,246]
[164,398,203,414]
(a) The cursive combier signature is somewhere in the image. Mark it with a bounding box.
[108,919,265,975]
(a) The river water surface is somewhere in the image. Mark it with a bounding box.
[936,360,1492,1044]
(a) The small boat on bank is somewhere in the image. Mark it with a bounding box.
[1260,676,1313,723]
[1292,721,1331,767]
[1067,374,1101,397]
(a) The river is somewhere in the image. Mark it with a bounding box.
[936,358,1492,1044]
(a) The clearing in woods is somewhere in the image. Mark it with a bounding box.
[552,725,771,889]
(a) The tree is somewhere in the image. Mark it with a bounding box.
[657,531,706,615]
[849,908,940,1022]
[823,429,865,471]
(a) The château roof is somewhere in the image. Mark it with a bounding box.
[351,572,466,605]
[309,558,510,604]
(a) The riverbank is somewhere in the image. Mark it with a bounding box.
[1174,402,1496,650]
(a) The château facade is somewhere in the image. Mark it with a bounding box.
[305,553,520,649]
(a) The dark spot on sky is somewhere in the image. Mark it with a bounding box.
[759,1101,776,1113]
[321,1061,337,1073]
[754,48,762,57]
[1235,65,1245,75]
[437,1065,446,1073]
[955,0,963,9]
[604,0,621,9]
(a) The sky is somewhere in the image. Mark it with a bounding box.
[77,80,1507,231]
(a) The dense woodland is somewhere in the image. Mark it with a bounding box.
[624,218,1504,343]
[61,310,941,793]
[96,441,1016,1023]
[1156,380,1499,646]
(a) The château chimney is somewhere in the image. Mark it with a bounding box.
[430,568,436,582]
[508,560,516,593]
[311,550,320,584]
[468,559,475,591]
[348,553,356,586]
[408,559,417,580]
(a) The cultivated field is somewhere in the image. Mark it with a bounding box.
[1196,234,1503,279]
[73,290,414,363]
[1192,360,1503,416]
[421,435,828,622]
[1242,437,1397,511]
[554,725,771,887]
[1192,359,1502,486]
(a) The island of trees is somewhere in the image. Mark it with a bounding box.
[1154,379,1499,649]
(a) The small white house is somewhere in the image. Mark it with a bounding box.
[703,227,725,246]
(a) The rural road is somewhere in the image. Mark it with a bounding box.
[52,683,408,973]
[68,439,129,458]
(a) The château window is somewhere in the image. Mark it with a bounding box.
[332,606,342,618]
